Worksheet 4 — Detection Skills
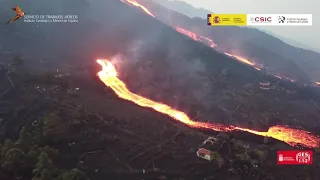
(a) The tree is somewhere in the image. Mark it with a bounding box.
[42,113,67,138]
[255,150,266,161]
[42,146,58,156]
[62,168,87,180]
[27,146,42,167]
[211,151,225,168]
[235,151,251,161]
[32,152,57,180]
[15,127,33,151]
[32,120,44,144]
[1,148,26,173]
[1,139,14,160]
[33,169,56,180]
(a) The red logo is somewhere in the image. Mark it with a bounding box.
[252,17,272,22]
[214,16,220,23]
[277,150,312,165]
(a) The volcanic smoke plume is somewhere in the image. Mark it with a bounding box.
[110,40,215,118]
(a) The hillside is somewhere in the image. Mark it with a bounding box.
[153,0,212,18]
[258,28,319,52]
[0,64,317,180]
[150,0,320,82]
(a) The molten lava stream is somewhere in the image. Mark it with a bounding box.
[97,59,320,148]
[175,27,259,68]
[121,0,155,17]
[224,53,255,66]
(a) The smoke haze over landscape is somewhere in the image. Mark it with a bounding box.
[174,0,319,52]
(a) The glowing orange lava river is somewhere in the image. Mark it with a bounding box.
[97,59,320,148]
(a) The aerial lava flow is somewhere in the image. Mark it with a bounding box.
[115,0,320,146]
[97,59,320,148]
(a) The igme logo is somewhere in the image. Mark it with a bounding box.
[278,16,286,23]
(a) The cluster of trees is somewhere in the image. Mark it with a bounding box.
[0,127,88,180]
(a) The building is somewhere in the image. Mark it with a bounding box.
[197,148,215,161]
[196,135,229,161]
[259,81,271,90]
[259,82,270,86]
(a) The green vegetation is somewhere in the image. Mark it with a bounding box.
[0,126,87,180]
[211,151,224,168]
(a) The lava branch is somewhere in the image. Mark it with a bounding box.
[175,27,260,68]
[97,59,320,148]
[120,0,155,17]
[119,0,262,71]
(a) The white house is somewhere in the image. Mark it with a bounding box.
[197,148,214,161]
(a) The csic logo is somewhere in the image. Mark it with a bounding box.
[278,16,286,23]
[251,16,272,23]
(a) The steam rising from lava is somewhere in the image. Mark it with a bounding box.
[97,59,320,148]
